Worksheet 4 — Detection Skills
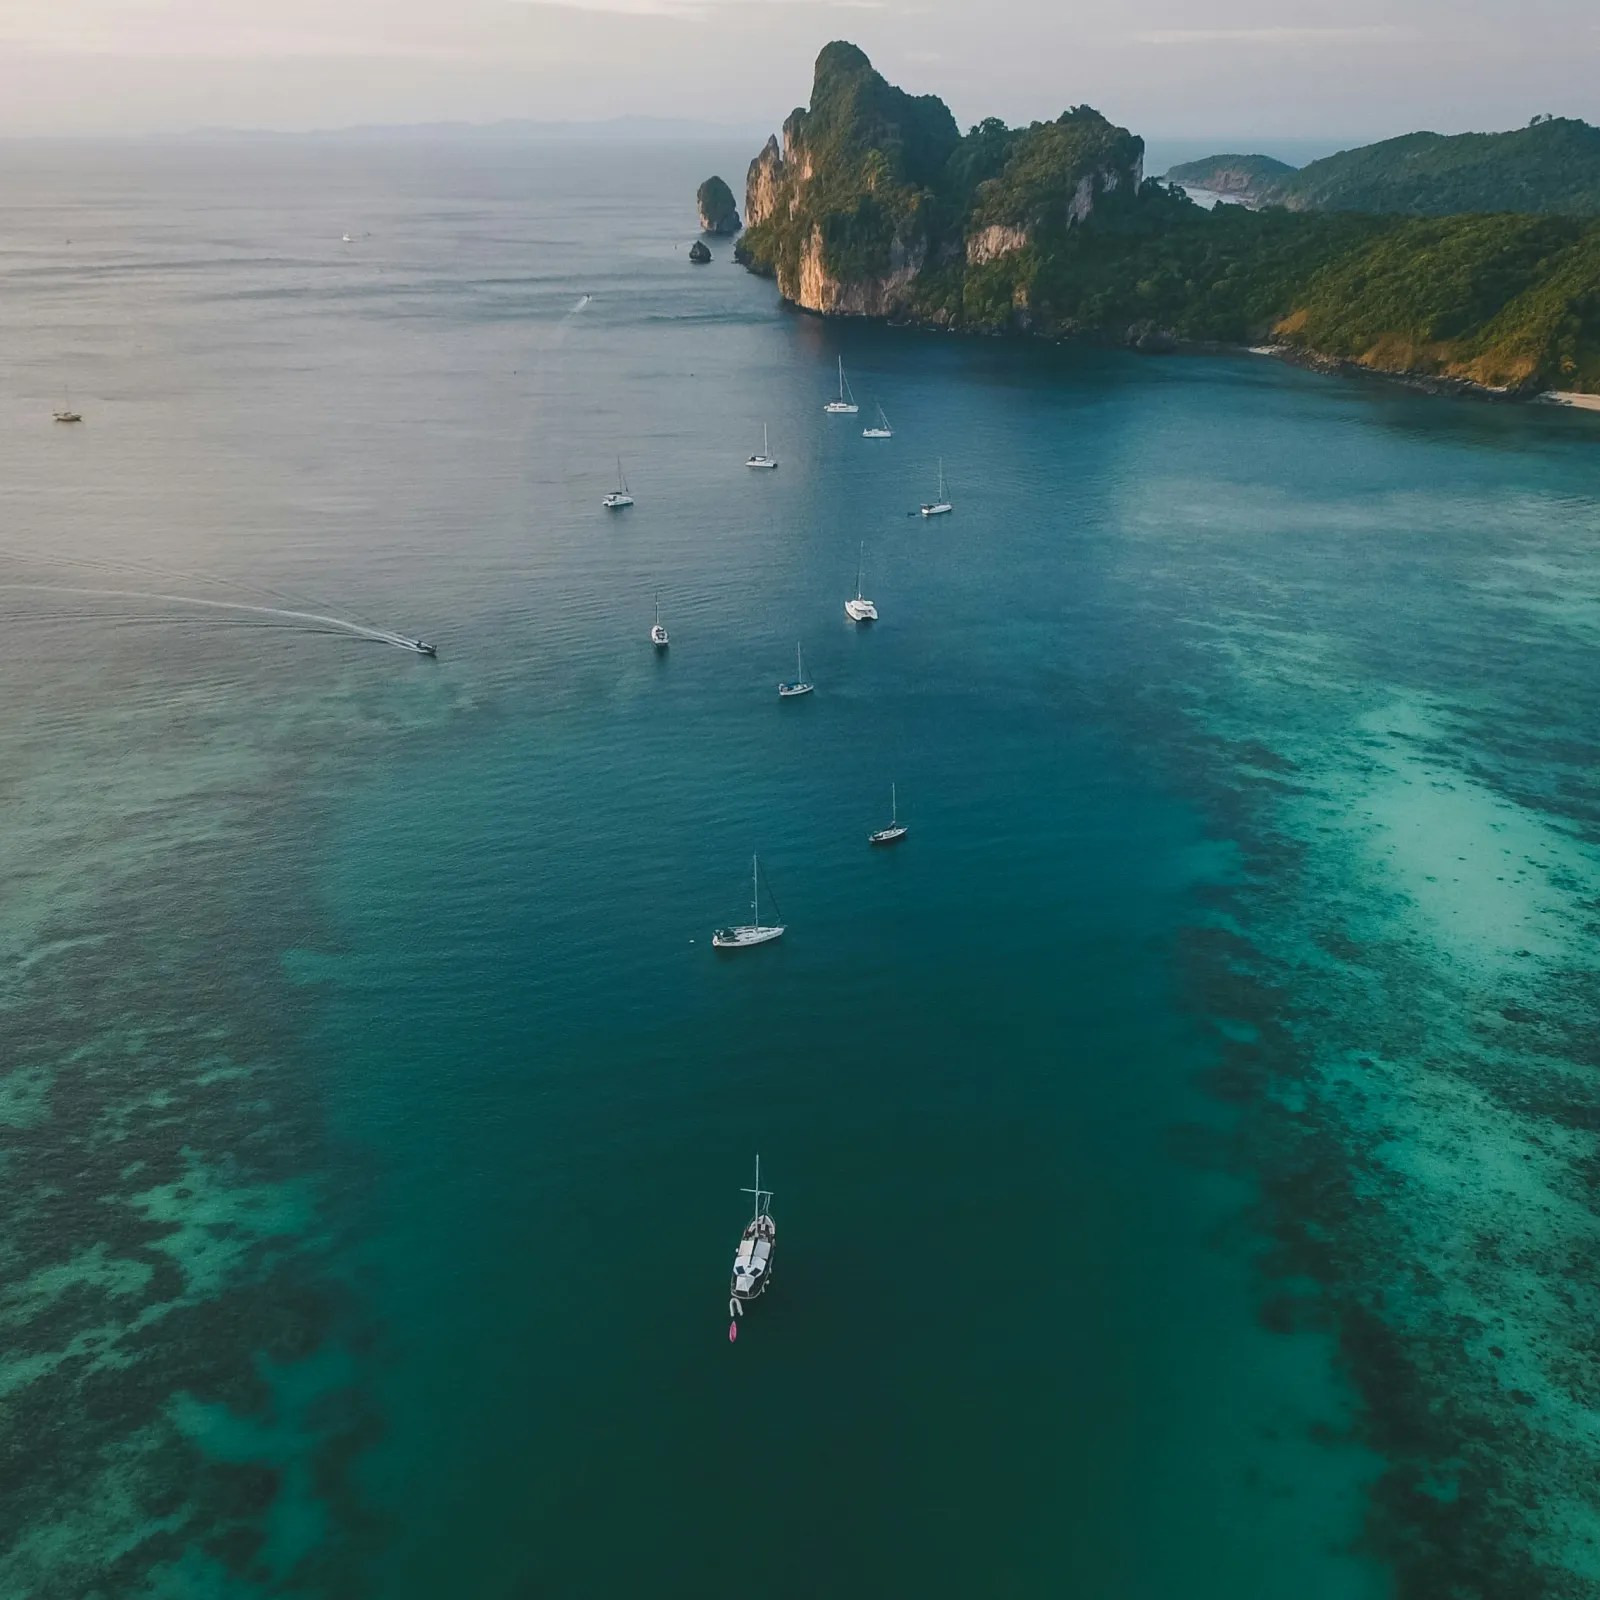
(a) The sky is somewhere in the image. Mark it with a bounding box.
[0,0,1594,140]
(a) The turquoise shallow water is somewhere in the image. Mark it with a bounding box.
[1,138,1597,1598]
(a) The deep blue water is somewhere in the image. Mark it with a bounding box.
[2,138,1598,1599]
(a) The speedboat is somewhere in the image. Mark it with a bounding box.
[413,639,437,658]
[845,541,877,622]
[712,855,785,949]
[728,1156,776,1321]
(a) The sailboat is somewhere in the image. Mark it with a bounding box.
[728,1155,776,1317]
[777,643,813,698]
[53,384,81,424]
[746,423,778,470]
[868,783,908,846]
[650,591,669,649]
[602,457,634,510]
[920,458,952,517]
[712,855,786,949]
[862,401,893,439]
[823,356,859,415]
[844,541,878,622]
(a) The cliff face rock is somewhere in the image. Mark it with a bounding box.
[696,175,741,235]
[966,224,1028,266]
[688,240,712,263]
[737,43,1142,318]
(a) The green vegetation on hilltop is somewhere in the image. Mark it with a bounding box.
[1162,153,1297,201]
[740,43,1600,393]
[1174,119,1600,217]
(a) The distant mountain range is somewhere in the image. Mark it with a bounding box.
[180,116,767,143]
[1165,119,1600,217]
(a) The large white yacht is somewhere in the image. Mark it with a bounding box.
[845,542,877,622]
[712,855,786,949]
[824,357,859,415]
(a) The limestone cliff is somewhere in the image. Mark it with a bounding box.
[696,175,741,235]
[737,43,1142,318]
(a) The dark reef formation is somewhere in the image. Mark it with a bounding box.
[696,175,741,235]
[688,239,711,264]
[735,43,1600,395]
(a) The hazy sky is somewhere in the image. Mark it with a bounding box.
[0,0,1594,139]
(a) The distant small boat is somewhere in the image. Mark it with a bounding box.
[868,783,908,846]
[341,233,353,243]
[712,854,786,949]
[651,591,669,649]
[728,1155,776,1316]
[824,357,859,415]
[778,643,813,698]
[53,408,82,424]
[862,402,893,439]
[746,423,778,470]
[603,457,634,510]
[920,458,952,518]
[845,541,877,623]
[412,639,438,658]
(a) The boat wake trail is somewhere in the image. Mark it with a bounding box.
[0,585,435,654]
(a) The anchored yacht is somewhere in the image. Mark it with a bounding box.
[602,457,634,510]
[862,402,892,439]
[712,855,785,949]
[920,458,952,517]
[868,783,908,846]
[746,424,778,470]
[650,592,669,649]
[845,542,877,623]
[824,357,859,415]
[728,1156,776,1320]
[778,643,813,698]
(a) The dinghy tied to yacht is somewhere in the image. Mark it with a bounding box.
[712,855,785,949]
[824,357,859,415]
[728,1155,776,1323]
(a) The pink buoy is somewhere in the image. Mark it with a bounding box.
[728,1320,738,1342]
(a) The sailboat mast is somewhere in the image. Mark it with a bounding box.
[891,782,897,823]
[752,853,759,926]
[856,541,864,598]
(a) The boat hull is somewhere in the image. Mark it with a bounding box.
[712,924,785,949]
[777,683,814,698]
[862,428,892,439]
[823,402,859,415]
[845,600,877,622]
[602,495,633,509]
[920,503,952,517]
[869,825,908,846]
[746,457,778,469]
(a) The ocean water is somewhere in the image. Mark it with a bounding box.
[2,139,1598,1599]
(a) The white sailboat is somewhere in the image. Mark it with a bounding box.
[777,643,813,698]
[712,855,786,949]
[650,591,669,649]
[602,457,634,510]
[920,458,952,517]
[746,423,778,470]
[844,541,877,622]
[728,1155,776,1318]
[53,383,81,424]
[868,783,908,846]
[862,401,893,439]
[823,356,859,415]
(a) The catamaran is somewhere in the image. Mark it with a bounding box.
[728,1156,776,1319]
[862,402,893,439]
[824,357,859,415]
[650,591,669,649]
[868,783,908,846]
[777,643,813,698]
[602,457,634,510]
[712,855,786,949]
[845,541,878,622]
[920,458,952,517]
[746,424,778,470]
